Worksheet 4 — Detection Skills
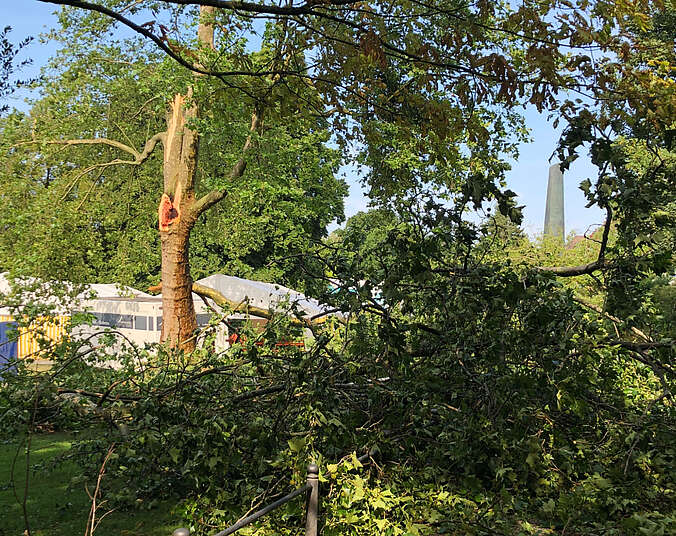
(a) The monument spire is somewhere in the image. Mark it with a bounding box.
[544,163,565,239]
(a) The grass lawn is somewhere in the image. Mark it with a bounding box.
[0,433,183,535]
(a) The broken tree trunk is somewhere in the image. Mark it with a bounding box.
[157,7,216,351]
[159,88,202,350]
[160,218,197,349]
[156,6,262,351]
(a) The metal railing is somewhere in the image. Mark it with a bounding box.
[172,453,369,536]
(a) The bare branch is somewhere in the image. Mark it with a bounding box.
[18,133,166,204]
[16,132,165,166]
[75,168,106,209]
[15,137,141,158]
[136,131,166,163]
[85,444,116,536]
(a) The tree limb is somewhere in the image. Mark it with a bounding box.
[573,296,652,342]
[191,108,263,217]
[17,132,165,165]
[597,206,612,262]
[16,137,140,158]
[37,0,532,89]
[613,345,675,378]
[538,209,613,276]
[57,387,140,402]
[150,281,311,327]
[191,282,310,327]
[136,131,166,162]
[37,0,309,95]
[537,259,609,276]
[232,385,285,403]
[611,340,674,351]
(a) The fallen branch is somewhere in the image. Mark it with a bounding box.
[612,340,674,351]
[57,389,135,436]
[537,259,609,277]
[57,387,140,403]
[192,282,309,326]
[232,385,286,403]
[573,297,652,342]
[538,208,613,277]
[85,443,117,536]
[150,281,322,327]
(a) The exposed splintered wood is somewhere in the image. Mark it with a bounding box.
[158,193,181,231]
[156,7,217,352]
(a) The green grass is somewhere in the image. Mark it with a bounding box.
[0,433,183,535]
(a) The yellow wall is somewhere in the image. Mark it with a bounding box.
[0,314,70,365]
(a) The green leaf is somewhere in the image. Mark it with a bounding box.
[287,437,306,453]
[374,518,388,530]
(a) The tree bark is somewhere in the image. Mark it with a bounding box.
[158,86,201,349]
[157,7,216,351]
[160,222,197,350]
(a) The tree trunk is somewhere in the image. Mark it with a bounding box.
[156,7,218,351]
[160,222,197,349]
[159,85,199,352]
[159,91,200,351]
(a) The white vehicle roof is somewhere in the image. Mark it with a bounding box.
[195,274,329,318]
[83,283,153,299]
[0,273,153,315]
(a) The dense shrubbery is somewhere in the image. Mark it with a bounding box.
[2,201,673,535]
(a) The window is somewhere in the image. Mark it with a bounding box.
[134,316,147,330]
[115,314,133,329]
[91,312,133,329]
[196,314,212,327]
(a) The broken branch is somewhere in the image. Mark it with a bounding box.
[148,281,311,327]
[538,209,613,277]
[573,296,652,342]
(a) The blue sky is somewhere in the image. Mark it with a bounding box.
[3,2,606,237]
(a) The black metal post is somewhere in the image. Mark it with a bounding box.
[305,463,319,536]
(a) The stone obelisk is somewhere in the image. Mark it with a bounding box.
[544,163,564,239]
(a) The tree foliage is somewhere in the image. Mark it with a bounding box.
[0,26,33,116]
[0,27,346,290]
[0,0,674,535]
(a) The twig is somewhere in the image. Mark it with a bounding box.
[85,443,117,536]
